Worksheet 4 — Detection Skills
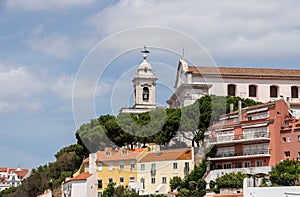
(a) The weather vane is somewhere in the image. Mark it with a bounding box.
[141,45,150,54]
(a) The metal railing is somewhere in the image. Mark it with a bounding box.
[207,132,269,143]
[213,149,270,158]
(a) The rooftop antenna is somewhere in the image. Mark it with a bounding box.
[182,46,185,57]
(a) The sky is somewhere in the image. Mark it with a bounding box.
[1,0,300,168]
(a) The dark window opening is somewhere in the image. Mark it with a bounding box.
[249,85,257,97]
[142,87,149,101]
[270,86,278,98]
[292,86,298,98]
[228,84,236,96]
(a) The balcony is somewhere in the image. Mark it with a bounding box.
[208,149,270,161]
[207,132,270,145]
[150,169,156,176]
[184,167,190,175]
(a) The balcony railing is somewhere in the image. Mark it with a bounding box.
[150,169,156,176]
[207,132,269,144]
[213,149,270,158]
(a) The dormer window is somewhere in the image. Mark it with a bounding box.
[144,68,147,73]
[122,150,127,155]
[105,151,111,157]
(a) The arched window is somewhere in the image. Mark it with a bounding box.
[270,85,278,98]
[227,84,236,97]
[292,86,298,98]
[142,87,149,101]
[249,85,257,97]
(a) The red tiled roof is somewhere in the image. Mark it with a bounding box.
[65,172,92,183]
[189,66,300,78]
[96,148,147,162]
[138,148,192,162]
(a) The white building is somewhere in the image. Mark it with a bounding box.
[167,57,300,117]
[62,172,97,197]
[0,167,31,191]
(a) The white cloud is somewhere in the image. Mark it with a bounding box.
[51,75,112,100]
[0,65,45,99]
[86,0,300,64]
[25,25,100,59]
[5,0,96,11]
[25,26,72,59]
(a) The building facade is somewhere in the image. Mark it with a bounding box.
[137,147,194,195]
[204,99,300,182]
[167,58,300,117]
[0,167,31,191]
[62,172,97,197]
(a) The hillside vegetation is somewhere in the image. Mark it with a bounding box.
[1,95,261,197]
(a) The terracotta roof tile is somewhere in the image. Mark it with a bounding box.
[70,172,92,181]
[96,148,147,162]
[138,148,192,163]
[189,66,300,78]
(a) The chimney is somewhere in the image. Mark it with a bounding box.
[230,103,234,113]
[88,153,97,174]
[238,100,242,121]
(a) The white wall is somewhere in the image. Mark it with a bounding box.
[244,186,300,197]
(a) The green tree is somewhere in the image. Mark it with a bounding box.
[169,176,182,191]
[270,159,300,186]
[215,172,248,189]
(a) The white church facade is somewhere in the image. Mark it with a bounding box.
[167,57,300,118]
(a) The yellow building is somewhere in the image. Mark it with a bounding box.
[137,147,194,195]
[84,147,148,196]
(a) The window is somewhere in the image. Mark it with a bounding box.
[298,135,300,142]
[140,178,145,189]
[108,162,113,171]
[119,161,124,170]
[98,179,102,189]
[228,84,236,96]
[236,162,242,168]
[270,85,278,98]
[130,160,136,170]
[141,164,145,171]
[120,177,124,184]
[105,151,111,157]
[282,137,286,143]
[98,192,102,197]
[256,160,263,167]
[130,176,135,182]
[184,162,190,172]
[151,178,155,184]
[122,150,127,155]
[284,151,290,158]
[162,177,167,184]
[223,163,232,169]
[249,85,257,97]
[287,137,292,142]
[142,87,149,101]
[151,163,156,170]
[292,86,298,98]
[244,161,251,168]
[108,178,113,183]
[298,152,300,157]
[98,163,102,171]
[173,162,178,169]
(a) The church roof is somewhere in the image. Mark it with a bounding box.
[188,66,300,78]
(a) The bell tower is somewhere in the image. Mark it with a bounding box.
[132,46,157,109]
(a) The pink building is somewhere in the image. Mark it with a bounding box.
[205,99,299,181]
